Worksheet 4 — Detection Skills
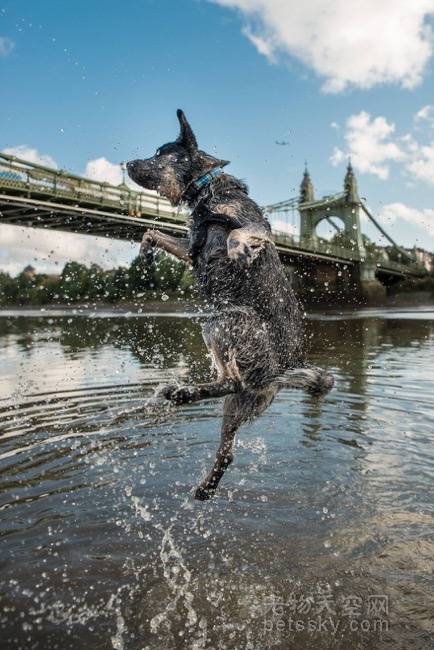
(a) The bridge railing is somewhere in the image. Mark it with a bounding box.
[272,230,425,275]
[273,231,359,259]
[0,151,186,224]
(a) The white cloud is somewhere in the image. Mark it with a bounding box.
[330,111,406,179]
[0,37,14,58]
[329,147,346,167]
[415,104,434,124]
[406,143,434,184]
[0,149,141,275]
[379,202,434,237]
[3,145,58,169]
[330,108,434,185]
[0,224,135,276]
[83,156,143,191]
[242,26,277,62]
[208,0,434,92]
[84,157,123,185]
[270,218,299,237]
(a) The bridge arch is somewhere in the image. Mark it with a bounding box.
[314,214,345,241]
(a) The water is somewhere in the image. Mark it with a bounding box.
[0,304,433,649]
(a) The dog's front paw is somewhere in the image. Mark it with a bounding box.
[227,238,253,266]
[159,383,199,404]
[140,232,156,265]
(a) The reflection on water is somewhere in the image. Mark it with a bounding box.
[0,305,434,649]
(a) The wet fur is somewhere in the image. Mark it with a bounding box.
[127,110,333,500]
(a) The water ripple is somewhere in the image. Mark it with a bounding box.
[0,310,433,649]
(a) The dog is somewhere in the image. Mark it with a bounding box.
[127,109,333,500]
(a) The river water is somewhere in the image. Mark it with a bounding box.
[0,302,433,649]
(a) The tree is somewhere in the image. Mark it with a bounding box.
[60,262,90,302]
[128,255,156,293]
[0,271,16,305]
[86,263,107,301]
[153,252,186,291]
[105,267,129,302]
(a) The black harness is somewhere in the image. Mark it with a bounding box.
[180,167,244,263]
[189,200,243,263]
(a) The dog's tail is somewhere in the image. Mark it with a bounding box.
[278,365,334,397]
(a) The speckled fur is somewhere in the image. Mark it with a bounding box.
[127,110,333,500]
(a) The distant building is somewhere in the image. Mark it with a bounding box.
[411,247,434,274]
[378,246,434,273]
[23,264,36,277]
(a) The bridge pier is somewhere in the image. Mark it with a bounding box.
[291,259,387,303]
[356,261,387,301]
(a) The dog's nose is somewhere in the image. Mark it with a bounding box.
[126,160,141,182]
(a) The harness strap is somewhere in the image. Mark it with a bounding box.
[189,202,243,262]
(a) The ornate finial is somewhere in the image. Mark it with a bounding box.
[344,159,359,203]
[300,164,314,203]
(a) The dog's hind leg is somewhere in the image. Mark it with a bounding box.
[160,378,236,404]
[195,387,278,500]
[195,393,243,501]
[160,315,245,404]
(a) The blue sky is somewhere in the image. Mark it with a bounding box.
[1,0,434,274]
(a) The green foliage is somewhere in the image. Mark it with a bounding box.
[129,255,155,293]
[0,250,191,306]
[153,252,186,291]
[105,267,129,303]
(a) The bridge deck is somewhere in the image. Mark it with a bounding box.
[0,151,426,279]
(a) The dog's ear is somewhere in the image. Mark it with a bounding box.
[177,108,231,172]
[197,152,231,172]
[177,109,198,152]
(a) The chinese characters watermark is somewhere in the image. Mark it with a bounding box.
[263,591,389,636]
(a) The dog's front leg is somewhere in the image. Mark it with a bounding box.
[227,227,273,266]
[140,230,191,264]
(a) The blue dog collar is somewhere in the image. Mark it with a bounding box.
[183,167,224,202]
[195,167,224,188]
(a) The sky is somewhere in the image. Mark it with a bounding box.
[1,0,434,275]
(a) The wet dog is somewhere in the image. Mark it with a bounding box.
[127,110,333,500]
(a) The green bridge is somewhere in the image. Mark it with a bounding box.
[0,151,427,299]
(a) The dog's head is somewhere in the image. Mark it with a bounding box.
[127,109,229,206]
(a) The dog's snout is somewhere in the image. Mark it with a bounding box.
[126,159,147,186]
[126,160,138,173]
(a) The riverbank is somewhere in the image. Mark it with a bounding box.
[1,289,433,318]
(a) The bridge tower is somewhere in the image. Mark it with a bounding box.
[298,162,366,256]
[297,163,387,299]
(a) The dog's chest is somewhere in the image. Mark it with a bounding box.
[188,204,242,264]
